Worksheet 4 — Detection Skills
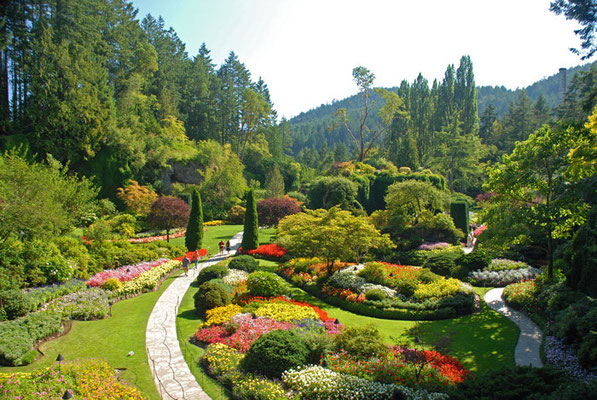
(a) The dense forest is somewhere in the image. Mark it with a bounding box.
[0,0,295,219]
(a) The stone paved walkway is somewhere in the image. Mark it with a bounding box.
[146,232,243,399]
[484,287,543,367]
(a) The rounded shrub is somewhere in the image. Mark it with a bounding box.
[241,329,309,378]
[0,290,31,320]
[197,264,229,286]
[246,271,286,297]
[333,325,388,359]
[101,277,122,291]
[358,262,387,285]
[365,288,386,301]
[228,255,259,272]
[424,253,457,276]
[193,281,231,317]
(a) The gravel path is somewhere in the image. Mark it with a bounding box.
[146,232,243,399]
[484,287,543,367]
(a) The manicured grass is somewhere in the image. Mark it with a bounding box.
[176,280,232,400]
[168,224,243,254]
[0,273,180,400]
[259,227,276,244]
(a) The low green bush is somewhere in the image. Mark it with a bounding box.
[194,281,230,317]
[246,271,286,297]
[197,264,229,286]
[365,289,386,301]
[358,262,388,286]
[242,329,309,378]
[102,277,122,291]
[228,255,259,272]
[0,290,31,320]
[333,325,388,359]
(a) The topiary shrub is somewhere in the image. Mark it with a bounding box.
[333,325,388,359]
[228,255,259,272]
[365,289,386,301]
[101,277,122,291]
[185,189,204,252]
[450,201,469,238]
[241,189,259,251]
[196,264,229,286]
[0,290,30,320]
[246,271,286,297]
[241,329,309,378]
[194,281,231,317]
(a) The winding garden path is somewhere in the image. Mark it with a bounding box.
[484,287,543,367]
[146,232,243,400]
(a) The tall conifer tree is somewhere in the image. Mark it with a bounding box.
[241,189,259,250]
[185,188,204,251]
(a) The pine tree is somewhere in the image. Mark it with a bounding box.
[264,164,285,198]
[241,189,259,250]
[185,188,204,251]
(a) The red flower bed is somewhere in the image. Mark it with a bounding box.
[321,285,366,303]
[128,229,186,243]
[174,248,208,262]
[238,243,288,258]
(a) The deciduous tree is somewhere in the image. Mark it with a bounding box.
[147,196,190,242]
[277,207,394,275]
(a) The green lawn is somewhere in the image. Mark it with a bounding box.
[168,224,243,254]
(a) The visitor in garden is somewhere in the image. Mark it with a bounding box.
[226,240,231,254]
[194,250,200,269]
[182,255,190,276]
[219,240,225,255]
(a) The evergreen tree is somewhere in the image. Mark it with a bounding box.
[264,164,285,198]
[185,188,204,251]
[241,189,259,250]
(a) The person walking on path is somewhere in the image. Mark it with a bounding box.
[182,255,190,276]
[194,250,200,269]
[226,240,231,254]
[219,240,225,255]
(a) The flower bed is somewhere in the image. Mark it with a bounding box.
[114,259,182,296]
[45,288,110,320]
[417,242,451,251]
[174,248,208,262]
[127,229,186,243]
[0,358,145,399]
[280,260,475,320]
[205,220,224,226]
[468,267,541,287]
[502,279,538,311]
[239,243,288,259]
[25,279,87,311]
[282,365,449,400]
[88,259,171,287]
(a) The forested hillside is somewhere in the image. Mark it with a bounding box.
[290,61,597,158]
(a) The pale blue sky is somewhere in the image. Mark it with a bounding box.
[132,0,589,119]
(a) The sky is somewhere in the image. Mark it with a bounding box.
[132,0,592,119]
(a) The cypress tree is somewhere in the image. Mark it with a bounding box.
[185,189,204,251]
[241,189,259,250]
